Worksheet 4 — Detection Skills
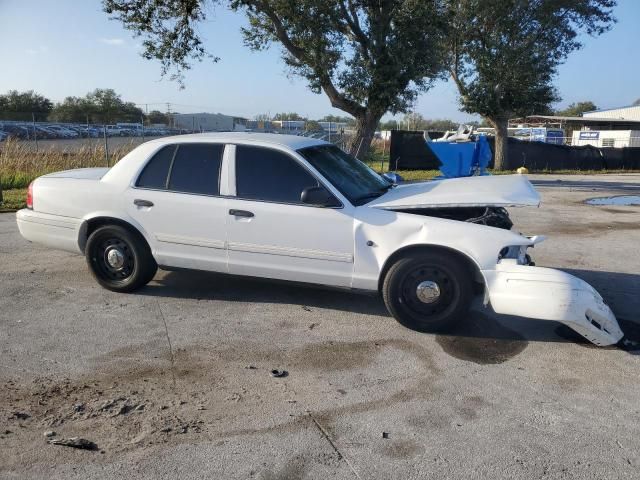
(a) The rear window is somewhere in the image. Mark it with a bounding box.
[168,143,224,195]
[136,145,176,189]
[136,143,224,195]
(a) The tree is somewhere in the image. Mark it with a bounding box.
[555,101,598,117]
[103,0,449,159]
[49,89,143,124]
[253,113,272,122]
[146,110,169,125]
[320,114,354,125]
[0,90,53,121]
[305,120,322,131]
[273,112,305,121]
[447,0,616,170]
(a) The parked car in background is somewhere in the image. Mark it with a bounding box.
[16,133,625,348]
[46,125,79,138]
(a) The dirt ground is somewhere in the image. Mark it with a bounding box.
[1,174,639,479]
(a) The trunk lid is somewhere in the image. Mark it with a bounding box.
[367,174,540,210]
[41,167,110,180]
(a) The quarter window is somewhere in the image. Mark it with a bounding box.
[136,145,175,189]
[235,145,321,204]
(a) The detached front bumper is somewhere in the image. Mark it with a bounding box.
[483,264,624,346]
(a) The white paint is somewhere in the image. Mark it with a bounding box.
[15,133,624,346]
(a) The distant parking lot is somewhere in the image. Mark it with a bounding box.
[1,174,639,479]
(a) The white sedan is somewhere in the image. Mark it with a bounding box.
[16,133,624,346]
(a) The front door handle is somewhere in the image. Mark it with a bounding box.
[229,209,254,218]
[134,199,154,207]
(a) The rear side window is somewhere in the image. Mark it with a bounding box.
[168,144,224,195]
[136,143,224,195]
[136,145,176,189]
[235,145,319,204]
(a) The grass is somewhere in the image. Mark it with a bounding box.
[0,138,136,190]
[0,188,27,212]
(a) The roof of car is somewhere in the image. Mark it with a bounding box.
[148,132,329,150]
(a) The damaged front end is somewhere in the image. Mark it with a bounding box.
[484,263,624,346]
[389,208,623,346]
[393,206,514,230]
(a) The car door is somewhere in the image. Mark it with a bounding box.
[226,144,355,287]
[126,142,229,272]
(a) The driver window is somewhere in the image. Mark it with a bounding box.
[235,145,322,204]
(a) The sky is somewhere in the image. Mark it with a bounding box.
[0,0,639,122]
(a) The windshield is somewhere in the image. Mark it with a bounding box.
[297,145,391,205]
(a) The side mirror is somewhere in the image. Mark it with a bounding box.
[301,186,340,207]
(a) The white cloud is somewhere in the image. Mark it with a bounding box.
[100,38,125,46]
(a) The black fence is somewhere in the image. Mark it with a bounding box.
[389,131,640,171]
[388,130,441,170]
[486,137,640,170]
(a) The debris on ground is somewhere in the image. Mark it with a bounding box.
[10,411,30,420]
[302,306,312,312]
[382,432,390,439]
[48,437,98,450]
[270,369,288,378]
[308,323,319,330]
[43,431,56,438]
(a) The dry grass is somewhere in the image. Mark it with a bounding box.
[0,188,27,212]
[0,139,136,190]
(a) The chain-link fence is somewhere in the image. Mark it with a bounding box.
[0,114,354,191]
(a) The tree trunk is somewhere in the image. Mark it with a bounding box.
[349,110,383,160]
[491,117,509,171]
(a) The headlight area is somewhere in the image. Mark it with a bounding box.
[497,235,545,266]
[498,245,534,266]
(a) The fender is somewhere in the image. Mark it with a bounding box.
[351,207,533,291]
[79,211,154,254]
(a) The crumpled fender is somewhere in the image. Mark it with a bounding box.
[483,264,624,346]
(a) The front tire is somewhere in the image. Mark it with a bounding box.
[382,251,473,333]
[85,225,157,292]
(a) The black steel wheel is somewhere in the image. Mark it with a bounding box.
[85,225,157,292]
[382,251,473,333]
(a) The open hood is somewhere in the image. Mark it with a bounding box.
[367,174,541,210]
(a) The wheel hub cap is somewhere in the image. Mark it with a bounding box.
[416,281,441,304]
[105,247,125,270]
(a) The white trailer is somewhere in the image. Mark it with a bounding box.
[572,130,640,148]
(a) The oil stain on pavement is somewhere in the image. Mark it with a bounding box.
[435,313,528,364]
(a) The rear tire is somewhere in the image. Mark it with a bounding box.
[382,251,473,333]
[85,225,157,292]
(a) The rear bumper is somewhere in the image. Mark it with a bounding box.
[16,209,82,254]
[483,264,624,346]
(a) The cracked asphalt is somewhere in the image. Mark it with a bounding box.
[1,174,639,479]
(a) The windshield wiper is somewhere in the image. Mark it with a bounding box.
[353,185,393,203]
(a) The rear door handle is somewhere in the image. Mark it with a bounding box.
[134,199,154,207]
[229,209,254,218]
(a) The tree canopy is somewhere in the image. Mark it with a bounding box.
[49,89,144,124]
[447,0,616,169]
[103,0,449,158]
[0,90,53,121]
[555,101,598,117]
